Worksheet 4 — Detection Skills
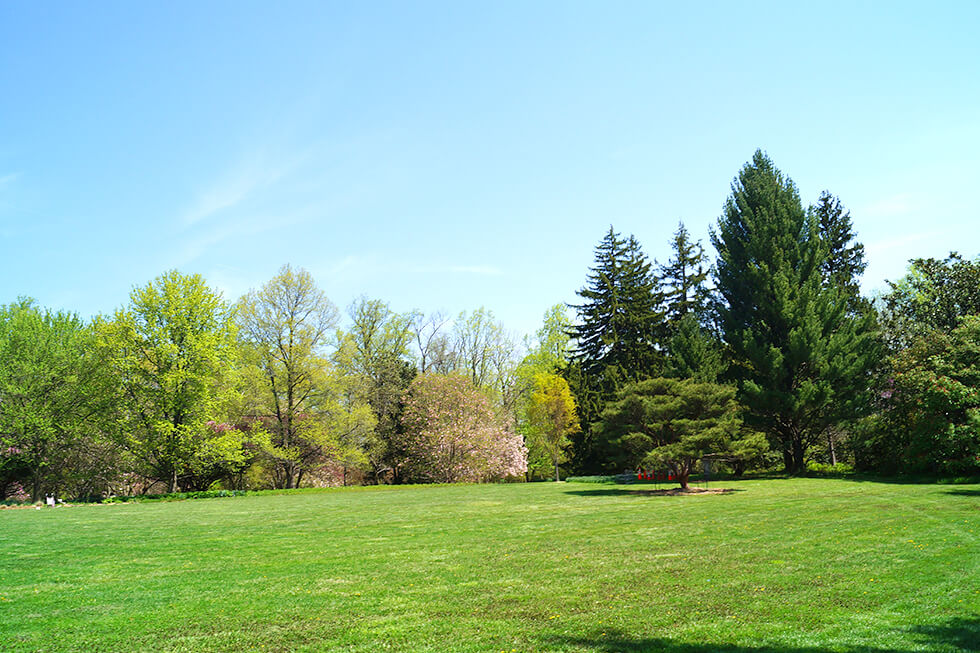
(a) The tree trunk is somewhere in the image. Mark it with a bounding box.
[792,439,806,475]
[677,471,689,490]
[827,430,837,466]
[782,448,793,474]
[554,458,560,482]
[32,474,42,504]
[169,466,178,494]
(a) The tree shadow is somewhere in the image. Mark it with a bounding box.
[541,617,980,652]
[563,487,743,498]
[941,488,980,497]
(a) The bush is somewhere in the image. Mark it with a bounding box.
[805,461,855,476]
[565,474,638,484]
[102,489,246,503]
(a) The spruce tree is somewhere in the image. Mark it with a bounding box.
[712,151,877,473]
[657,221,712,331]
[570,227,663,382]
[812,191,867,309]
[566,226,664,472]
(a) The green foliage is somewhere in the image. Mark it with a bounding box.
[567,227,665,473]
[238,265,373,489]
[657,221,712,331]
[813,191,867,310]
[526,372,579,481]
[712,151,878,473]
[665,313,725,383]
[856,316,980,475]
[805,460,855,475]
[880,252,980,349]
[102,489,247,503]
[97,271,246,492]
[595,377,742,487]
[336,297,416,482]
[0,299,109,501]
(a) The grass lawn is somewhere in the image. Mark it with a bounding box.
[1,478,978,652]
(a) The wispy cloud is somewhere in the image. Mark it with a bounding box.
[180,155,293,227]
[860,193,915,219]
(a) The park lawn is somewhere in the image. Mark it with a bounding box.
[0,478,978,653]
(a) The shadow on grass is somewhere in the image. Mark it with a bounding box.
[563,488,743,498]
[542,617,980,652]
[942,488,980,497]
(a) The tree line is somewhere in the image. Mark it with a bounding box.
[0,265,578,501]
[3,149,979,501]
[564,150,980,485]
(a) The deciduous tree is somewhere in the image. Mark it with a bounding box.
[237,265,352,488]
[0,300,105,500]
[98,271,245,492]
[399,373,527,483]
[526,372,579,481]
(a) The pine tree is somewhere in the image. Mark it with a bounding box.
[712,151,877,473]
[657,221,712,332]
[565,227,664,472]
[666,313,724,383]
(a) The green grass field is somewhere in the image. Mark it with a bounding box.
[1,478,978,652]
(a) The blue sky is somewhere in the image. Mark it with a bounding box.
[2,1,978,338]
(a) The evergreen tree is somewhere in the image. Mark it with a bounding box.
[665,313,725,383]
[566,227,664,472]
[812,191,867,309]
[657,221,712,331]
[711,151,877,473]
[571,227,663,381]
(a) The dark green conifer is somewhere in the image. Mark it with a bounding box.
[566,227,664,472]
[657,221,712,331]
[812,191,867,310]
[712,151,877,473]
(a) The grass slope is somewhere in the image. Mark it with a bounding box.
[1,478,978,652]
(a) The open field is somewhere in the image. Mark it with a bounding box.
[1,478,978,652]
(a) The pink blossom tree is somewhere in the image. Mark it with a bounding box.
[400,373,527,483]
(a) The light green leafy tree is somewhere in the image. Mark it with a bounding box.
[526,372,579,481]
[0,299,107,501]
[334,297,416,482]
[238,266,376,488]
[98,271,246,493]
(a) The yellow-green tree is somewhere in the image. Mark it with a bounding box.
[97,271,246,493]
[527,372,579,481]
[238,265,374,488]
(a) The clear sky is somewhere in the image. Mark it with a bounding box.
[2,1,978,339]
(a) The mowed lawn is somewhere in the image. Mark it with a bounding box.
[1,479,978,652]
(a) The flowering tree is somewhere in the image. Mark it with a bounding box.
[400,373,527,483]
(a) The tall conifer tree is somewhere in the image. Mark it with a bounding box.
[712,151,877,473]
[812,191,867,311]
[566,227,664,472]
[657,221,712,331]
